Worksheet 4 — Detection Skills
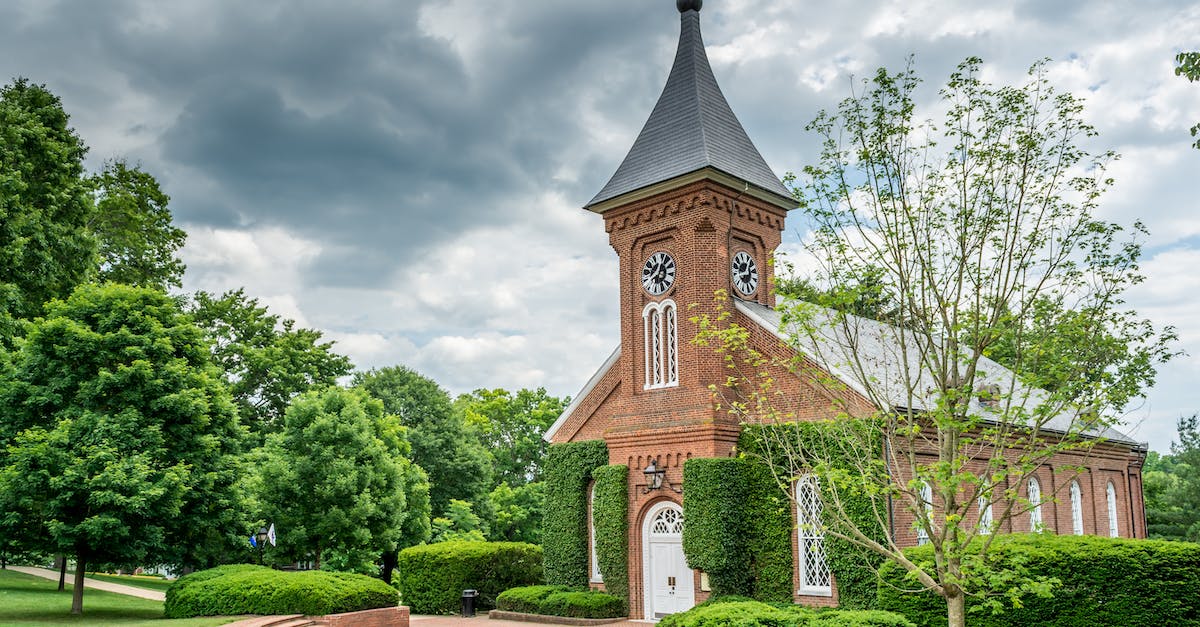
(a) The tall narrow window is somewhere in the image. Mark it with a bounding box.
[1070,481,1084,535]
[916,482,933,546]
[1106,482,1119,538]
[643,300,678,389]
[978,495,993,535]
[796,476,831,595]
[1028,477,1043,532]
[589,484,602,583]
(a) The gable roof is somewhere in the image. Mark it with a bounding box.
[735,298,1140,446]
[584,6,794,212]
[543,346,620,443]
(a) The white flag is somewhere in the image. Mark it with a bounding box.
[267,523,277,547]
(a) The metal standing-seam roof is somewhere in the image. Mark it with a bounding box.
[584,3,793,210]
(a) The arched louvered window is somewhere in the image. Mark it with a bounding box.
[589,483,602,582]
[916,481,933,546]
[978,494,993,535]
[1106,482,1119,538]
[1070,480,1084,535]
[1028,477,1043,531]
[643,300,678,390]
[796,476,831,595]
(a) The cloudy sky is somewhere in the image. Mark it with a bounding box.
[2,0,1197,451]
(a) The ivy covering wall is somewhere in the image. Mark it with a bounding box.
[591,464,629,602]
[681,457,792,602]
[740,423,886,610]
[542,440,609,588]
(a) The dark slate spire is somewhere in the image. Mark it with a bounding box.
[585,2,794,211]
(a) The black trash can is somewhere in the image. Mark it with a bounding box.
[461,589,478,617]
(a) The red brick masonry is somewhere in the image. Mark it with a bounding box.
[319,606,409,626]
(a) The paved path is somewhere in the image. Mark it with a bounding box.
[9,566,167,601]
[411,616,643,626]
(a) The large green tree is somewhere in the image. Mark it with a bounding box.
[90,159,187,289]
[698,58,1174,627]
[0,284,243,614]
[1145,416,1200,541]
[354,366,492,520]
[0,79,94,323]
[455,387,568,487]
[252,386,429,575]
[188,289,352,434]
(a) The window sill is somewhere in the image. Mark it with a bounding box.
[643,382,679,391]
[797,588,833,598]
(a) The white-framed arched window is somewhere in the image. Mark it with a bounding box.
[1028,477,1043,532]
[643,300,678,390]
[916,481,933,546]
[978,494,993,535]
[589,483,602,583]
[796,476,831,596]
[1106,482,1119,538]
[1070,480,1084,535]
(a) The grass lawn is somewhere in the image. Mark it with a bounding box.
[0,569,240,626]
[84,572,175,593]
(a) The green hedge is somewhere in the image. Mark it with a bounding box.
[658,599,915,627]
[396,541,543,614]
[497,585,626,619]
[542,440,608,587]
[164,564,397,618]
[876,534,1200,627]
[682,457,756,596]
[592,464,629,600]
[740,423,886,609]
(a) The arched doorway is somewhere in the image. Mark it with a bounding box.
[641,501,694,619]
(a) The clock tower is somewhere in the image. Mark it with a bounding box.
[544,0,797,618]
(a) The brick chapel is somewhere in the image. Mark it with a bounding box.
[543,1,1148,620]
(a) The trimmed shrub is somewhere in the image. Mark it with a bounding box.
[497,585,626,619]
[682,457,756,596]
[592,464,629,600]
[396,541,543,614]
[658,600,915,627]
[164,564,397,618]
[876,534,1200,627]
[542,440,609,588]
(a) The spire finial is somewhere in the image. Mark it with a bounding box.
[676,0,702,13]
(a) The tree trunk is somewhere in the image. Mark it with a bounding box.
[57,556,67,591]
[946,588,966,627]
[379,550,398,585]
[70,553,86,615]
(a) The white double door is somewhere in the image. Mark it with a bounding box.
[644,504,694,619]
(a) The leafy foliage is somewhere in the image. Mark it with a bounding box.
[658,599,915,627]
[682,458,756,596]
[432,499,488,543]
[591,464,629,601]
[1177,52,1200,149]
[1145,415,1200,541]
[354,366,493,520]
[497,585,626,619]
[457,387,568,487]
[395,541,543,614]
[876,534,1200,626]
[164,564,398,618]
[252,386,429,573]
[541,440,609,588]
[188,289,353,434]
[0,284,244,611]
[0,79,94,321]
[89,159,186,289]
[489,481,545,544]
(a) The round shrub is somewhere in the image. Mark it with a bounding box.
[875,534,1200,627]
[496,585,625,619]
[164,564,398,618]
[396,541,543,614]
[658,600,914,627]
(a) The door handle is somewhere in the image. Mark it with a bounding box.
[668,576,676,586]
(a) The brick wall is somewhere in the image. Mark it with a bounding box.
[319,606,408,627]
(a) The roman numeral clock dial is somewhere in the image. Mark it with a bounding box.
[732,251,758,295]
[641,252,676,295]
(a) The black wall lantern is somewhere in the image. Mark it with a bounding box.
[641,458,682,494]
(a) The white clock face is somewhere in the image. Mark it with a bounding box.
[732,251,758,295]
[641,252,676,295]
